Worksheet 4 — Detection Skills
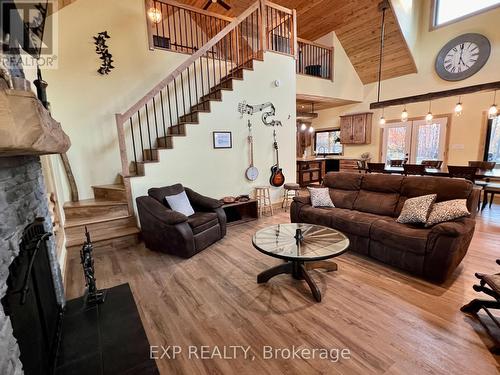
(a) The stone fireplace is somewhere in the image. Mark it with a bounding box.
[0,155,65,374]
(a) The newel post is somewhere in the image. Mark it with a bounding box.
[292,9,297,60]
[260,0,267,52]
[115,114,134,215]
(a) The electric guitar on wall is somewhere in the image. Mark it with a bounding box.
[245,120,259,181]
[270,130,285,187]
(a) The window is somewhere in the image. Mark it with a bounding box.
[315,129,342,155]
[484,117,500,166]
[382,118,448,165]
[434,0,500,27]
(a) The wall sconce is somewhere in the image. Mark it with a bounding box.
[148,7,162,24]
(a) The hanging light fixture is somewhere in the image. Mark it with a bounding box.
[379,108,386,125]
[425,101,433,124]
[454,96,463,116]
[309,126,315,133]
[401,106,408,122]
[488,90,498,119]
[300,123,307,131]
[147,7,162,24]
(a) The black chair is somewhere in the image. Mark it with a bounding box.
[421,160,443,169]
[461,259,500,354]
[367,163,386,173]
[389,159,405,167]
[448,166,485,210]
[403,164,426,176]
[468,161,496,171]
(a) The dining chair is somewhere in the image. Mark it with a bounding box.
[421,160,443,169]
[468,161,496,171]
[367,163,386,173]
[448,165,485,211]
[403,164,426,176]
[389,159,405,167]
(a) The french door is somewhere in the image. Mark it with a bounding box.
[382,118,448,164]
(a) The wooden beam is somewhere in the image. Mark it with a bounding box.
[370,81,500,109]
[297,111,318,119]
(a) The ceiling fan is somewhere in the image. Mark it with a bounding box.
[203,0,231,11]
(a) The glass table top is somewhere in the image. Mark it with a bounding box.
[252,223,349,261]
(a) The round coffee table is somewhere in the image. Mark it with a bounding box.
[252,223,349,302]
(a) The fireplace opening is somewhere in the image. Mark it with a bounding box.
[1,218,63,375]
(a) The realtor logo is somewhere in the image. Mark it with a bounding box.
[1,0,58,69]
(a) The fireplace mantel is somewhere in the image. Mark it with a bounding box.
[0,87,70,156]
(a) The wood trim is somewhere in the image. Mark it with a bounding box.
[266,49,295,58]
[430,0,500,31]
[296,38,333,51]
[478,111,489,160]
[60,153,79,202]
[259,0,266,52]
[119,1,260,121]
[265,0,293,15]
[115,114,134,215]
[378,128,384,162]
[370,81,500,109]
[160,0,234,22]
[292,9,297,59]
[296,73,333,81]
[144,0,155,51]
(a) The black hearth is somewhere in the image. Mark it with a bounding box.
[2,219,159,375]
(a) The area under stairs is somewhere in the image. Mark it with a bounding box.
[63,180,140,250]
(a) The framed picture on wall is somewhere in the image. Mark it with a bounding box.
[213,131,232,149]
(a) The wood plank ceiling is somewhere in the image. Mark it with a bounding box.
[179,0,417,83]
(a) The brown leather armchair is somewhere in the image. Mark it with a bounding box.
[136,184,226,258]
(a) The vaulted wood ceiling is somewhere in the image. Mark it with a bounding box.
[180,0,417,83]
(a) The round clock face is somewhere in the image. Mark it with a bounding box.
[435,33,490,81]
[245,166,259,181]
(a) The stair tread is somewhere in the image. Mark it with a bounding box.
[66,226,140,247]
[64,198,128,208]
[92,183,125,191]
[65,214,133,228]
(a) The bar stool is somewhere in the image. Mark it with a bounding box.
[255,186,273,217]
[282,183,300,211]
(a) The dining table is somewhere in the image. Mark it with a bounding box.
[383,166,500,180]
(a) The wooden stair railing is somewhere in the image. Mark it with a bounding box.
[297,38,334,80]
[117,0,296,213]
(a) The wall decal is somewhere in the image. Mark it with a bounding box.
[238,101,283,127]
[94,31,114,75]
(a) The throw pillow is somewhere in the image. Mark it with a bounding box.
[396,194,437,224]
[307,187,334,208]
[165,190,195,216]
[425,199,470,227]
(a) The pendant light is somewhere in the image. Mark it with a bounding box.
[401,106,408,122]
[454,96,463,116]
[375,1,389,121]
[300,123,307,131]
[309,126,315,133]
[379,108,386,125]
[425,101,433,124]
[488,90,498,119]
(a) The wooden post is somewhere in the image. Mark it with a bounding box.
[115,114,134,215]
[292,9,297,59]
[145,0,155,51]
[260,0,267,53]
[330,46,334,82]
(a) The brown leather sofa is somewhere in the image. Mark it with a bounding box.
[136,184,226,258]
[290,172,481,283]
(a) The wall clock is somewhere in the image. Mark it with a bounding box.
[435,33,490,81]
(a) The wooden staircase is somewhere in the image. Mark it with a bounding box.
[130,59,261,177]
[63,180,140,251]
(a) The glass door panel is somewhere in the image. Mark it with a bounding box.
[382,122,410,164]
[411,118,447,164]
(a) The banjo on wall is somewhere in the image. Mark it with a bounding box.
[245,120,259,181]
[435,33,491,81]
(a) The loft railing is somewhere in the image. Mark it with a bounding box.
[296,38,333,80]
[146,0,232,53]
[117,1,296,211]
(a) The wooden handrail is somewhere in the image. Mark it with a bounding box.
[153,0,234,22]
[119,0,260,122]
[264,0,293,15]
[297,37,333,51]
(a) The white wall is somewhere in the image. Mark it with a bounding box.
[296,32,364,102]
[130,52,296,207]
[44,0,192,201]
[312,0,500,164]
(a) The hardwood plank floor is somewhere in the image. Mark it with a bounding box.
[65,206,500,374]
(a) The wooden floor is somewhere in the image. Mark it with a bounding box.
[65,205,500,374]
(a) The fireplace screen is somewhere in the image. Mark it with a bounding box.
[1,218,63,375]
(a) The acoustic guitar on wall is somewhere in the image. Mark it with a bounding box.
[270,130,285,187]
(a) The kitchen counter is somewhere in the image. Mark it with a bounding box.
[297,157,368,185]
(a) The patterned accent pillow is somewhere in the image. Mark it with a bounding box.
[307,187,335,208]
[396,194,437,224]
[425,199,470,227]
